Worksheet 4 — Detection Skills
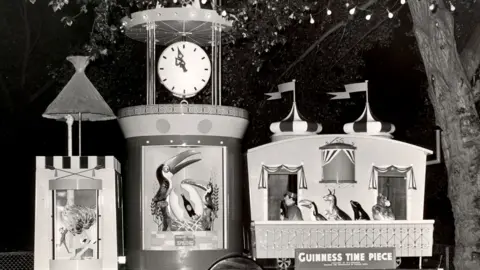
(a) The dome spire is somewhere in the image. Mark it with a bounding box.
[265,80,322,141]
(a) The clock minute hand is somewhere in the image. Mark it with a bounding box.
[175,47,188,73]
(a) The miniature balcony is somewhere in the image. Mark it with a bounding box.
[251,220,434,259]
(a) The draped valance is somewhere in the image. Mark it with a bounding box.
[258,164,307,189]
[368,165,417,190]
[322,148,355,165]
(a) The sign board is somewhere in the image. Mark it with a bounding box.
[174,235,196,247]
[295,247,396,269]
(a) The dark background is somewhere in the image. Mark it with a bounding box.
[0,0,453,252]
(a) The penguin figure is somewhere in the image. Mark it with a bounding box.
[299,199,327,221]
[181,194,197,218]
[350,200,370,220]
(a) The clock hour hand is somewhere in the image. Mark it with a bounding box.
[175,47,188,73]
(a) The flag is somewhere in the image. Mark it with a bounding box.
[328,80,368,100]
[265,92,282,100]
[265,80,296,101]
[278,81,295,93]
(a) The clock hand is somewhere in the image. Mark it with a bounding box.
[175,47,188,73]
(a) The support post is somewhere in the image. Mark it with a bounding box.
[146,22,156,105]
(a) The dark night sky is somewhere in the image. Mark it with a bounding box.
[0,2,452,252]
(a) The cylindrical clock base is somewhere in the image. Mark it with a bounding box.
[118,104,249,270]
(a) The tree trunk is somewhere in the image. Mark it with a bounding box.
[407,1,480,269]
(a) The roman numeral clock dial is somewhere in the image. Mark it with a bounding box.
[157,41,212,99]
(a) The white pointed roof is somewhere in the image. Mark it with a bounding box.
[343,102,395,138]
[270,102,322,137]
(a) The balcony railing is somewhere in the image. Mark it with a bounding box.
[251,220,434,259]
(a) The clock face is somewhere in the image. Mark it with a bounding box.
[157,41,212,98]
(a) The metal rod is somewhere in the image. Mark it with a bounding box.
[65,113,74,251]
[78,112,82,156]
[211,24,215,105]
[65,115,73,157]
[218,26,222,106]
[214,23,218,106]
[146,22,156,105]
[146,24,150,104]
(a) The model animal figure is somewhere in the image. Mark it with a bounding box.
[282,192,303,221]
[299,199,327,221]
[58,204,97,258]
[181,179,218,230]
[372,194,395,220]
[151,150,201,231]
[350,200,370,220]
[323,189,352,220]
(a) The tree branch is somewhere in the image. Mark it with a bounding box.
[270,21,346,91]
[28,79,55,105]
[20,0,31,91]
[329,17,388,70]
[270,0,378,91]
[460,23,480,101]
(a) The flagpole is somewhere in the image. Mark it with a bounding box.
[293,79,296,103]
[365,80,369,103]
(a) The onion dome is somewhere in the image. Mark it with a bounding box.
[270,102,322,141]
[343,102,395,138]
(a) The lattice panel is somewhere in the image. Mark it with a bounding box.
[253,222,433,259]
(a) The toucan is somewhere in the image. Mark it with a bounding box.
[151,150,201,231]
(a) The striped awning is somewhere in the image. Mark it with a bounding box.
[270,102,322,135]
[343,102,395,137]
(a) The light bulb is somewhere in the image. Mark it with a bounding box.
[400,0,406,4]
[310,14,314,24]
[449,1,456,11]
[221,10,227,16]
[429,2,436,10]
[387,10,393,18]
[327,8,332,15]
[201,0,207,4]
[349,7,356,15]
[345,2,350,7]
[365,14,372,20]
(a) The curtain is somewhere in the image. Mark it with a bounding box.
[368,165,416,190]
[258,164,307,189]
[322,149,341,166]
[343,149,355,164]
[321,149,356,165]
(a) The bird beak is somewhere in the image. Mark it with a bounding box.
[181,179,207,191]
[164,150,201,174]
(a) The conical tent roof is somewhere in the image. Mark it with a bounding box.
[43,56,116,121]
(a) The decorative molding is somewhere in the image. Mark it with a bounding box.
[253,221,434,258]
[118,104,249,119]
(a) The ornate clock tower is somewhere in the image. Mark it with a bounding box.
[117,1,249,270]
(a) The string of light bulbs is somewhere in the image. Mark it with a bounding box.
[216,0,456,23]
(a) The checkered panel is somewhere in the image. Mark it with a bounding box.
[36,156,121,173]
